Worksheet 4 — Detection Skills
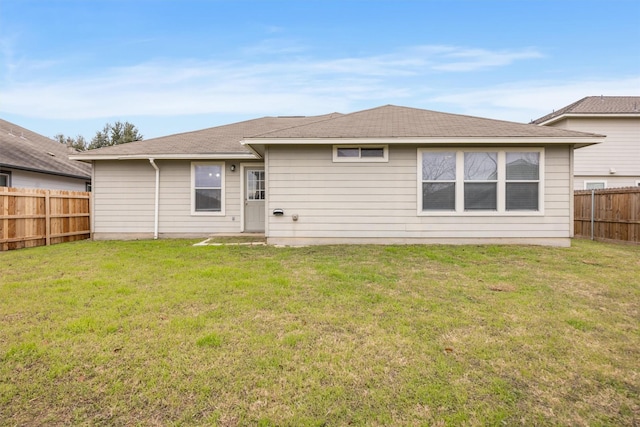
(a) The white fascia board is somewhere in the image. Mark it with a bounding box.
[240,144,264,159]
[242,136,604,147]
[70,153,258,161]
[537,113,640,126]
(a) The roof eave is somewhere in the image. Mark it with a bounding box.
[537,112,640,126]
[0,163,91,180]
[70,153,259,161]
[242,136,605,148]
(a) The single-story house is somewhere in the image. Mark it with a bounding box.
[72,105,604,247]
[0,118,91,191]
[533,96,640,189]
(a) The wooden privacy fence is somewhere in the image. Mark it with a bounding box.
[0,187,91,251]
[574,187,640,244]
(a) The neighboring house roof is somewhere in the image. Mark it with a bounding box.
[72,105,604,161]
[72,114,342,160]
[532,96,640,125]
[0,118,91,179]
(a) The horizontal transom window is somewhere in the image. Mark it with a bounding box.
[333,145,388,162]
[418,149,543,215]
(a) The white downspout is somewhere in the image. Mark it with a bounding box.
[149,158,160,239]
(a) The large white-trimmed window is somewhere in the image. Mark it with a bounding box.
[191,162,225,215]
[584,181,606,190]
[333,145,388,162]
[419,149,543,215]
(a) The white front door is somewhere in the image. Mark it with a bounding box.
[244,167,265,232]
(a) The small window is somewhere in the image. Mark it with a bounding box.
[421,152,456,211]
[464,152,497,211]
[0,171,11,187]
[584,181,606,190]
[192,162,225,214]
[506,152,539,211]
[333,145,388,162]
[85,182,92,192]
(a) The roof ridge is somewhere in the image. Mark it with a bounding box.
[247,112,345,138]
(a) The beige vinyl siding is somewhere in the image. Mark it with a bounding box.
[93,159,251,238]
[266,145,572,245]
[545,117,640,188]
[93,160,156,235]
[561,118,640,177]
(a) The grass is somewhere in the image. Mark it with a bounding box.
[0,239,638,426]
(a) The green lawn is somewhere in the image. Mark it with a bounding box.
[1,239,638,426]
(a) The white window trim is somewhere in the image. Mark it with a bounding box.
[0,170,11,187]
[417,148,545,216]
[332,145,389,163]
[584,180,607,190]
[191,161,225,216]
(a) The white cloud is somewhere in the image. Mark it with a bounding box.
[428,76,640,122]
[9,42,635,127]
[433,47,543,72]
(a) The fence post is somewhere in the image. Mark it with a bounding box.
[590,189,595,241]
[45,191,51,246]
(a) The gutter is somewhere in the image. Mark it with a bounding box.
[149,158,160,240]
[535,112,640,126]
[0,163,91,180]
[69,153,257,161]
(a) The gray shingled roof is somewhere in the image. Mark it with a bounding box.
[252,105,603,139]
[73,105,603,161]
[0,118,91,179]
[532,96,640,124]
[76,114,342,158]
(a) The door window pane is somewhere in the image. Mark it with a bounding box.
[247,170,265,200]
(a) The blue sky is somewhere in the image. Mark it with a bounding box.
[1,0,639,140]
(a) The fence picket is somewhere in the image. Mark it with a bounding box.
[0,187,90,251]
[574,187,640,244]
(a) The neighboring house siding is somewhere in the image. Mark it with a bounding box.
[92,159,258,239]
[549,117,640,188]
[7,168,88,191]
[266,145,572,246]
